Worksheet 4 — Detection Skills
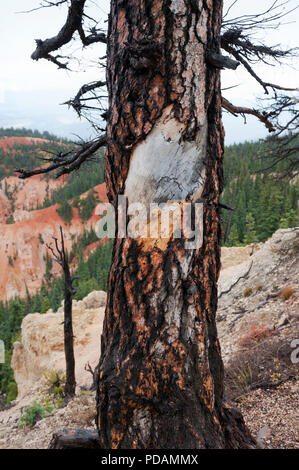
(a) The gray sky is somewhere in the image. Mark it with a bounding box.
[0,0,298,144]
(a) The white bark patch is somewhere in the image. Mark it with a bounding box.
[125,106,206,205]
[132,408,152,445]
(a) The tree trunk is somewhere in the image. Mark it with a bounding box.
[64,264,76,397]
[96,0,256,449]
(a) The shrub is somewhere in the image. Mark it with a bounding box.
[225,334,297,401]
[18,401,53,428]
[280,287,295,301]
[56,200,73,224]
[39,370,66,408]
[239,324,277,348]
[6,215,14,225]
[6,382,17,403]
[243,287,253,297]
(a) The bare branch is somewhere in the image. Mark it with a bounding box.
[63,80,106,116]
[17,0,68,14]
[256,132,299,180]
[221,2,299,93]
[77,24,107,46]
[222,1,299,32]
[15,135,107,179]
[31,0,107,68]
[221,34,298,94]
[222,97,275,132]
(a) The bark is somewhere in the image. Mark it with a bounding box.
[96,0,256,449]
[64,262,76,397]
[49,429,100,449]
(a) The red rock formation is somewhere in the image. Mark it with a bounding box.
[0,182,107,301]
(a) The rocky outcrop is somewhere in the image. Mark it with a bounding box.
[11,291,107,398]
[218,228,299,362]
[0,182,107,301]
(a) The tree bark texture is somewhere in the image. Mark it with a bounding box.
[96,0,256,449]
[49,429,100,449]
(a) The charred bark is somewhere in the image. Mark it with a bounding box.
[94,0,256,449]
[63,260,76,397]
[48,227,76,397]
[49,429,101,449]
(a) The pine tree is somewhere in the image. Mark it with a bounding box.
[243,213,258,245]
[227,224,240,246]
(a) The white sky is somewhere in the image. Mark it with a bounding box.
[0,0,298,144]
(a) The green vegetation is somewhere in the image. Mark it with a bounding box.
[74,190,99,222]
[6,215,14,225]
[0,127,73,142]
[222,140,299,246]
[43,159,105,209]
[56,199,74,224]
[39,370,66,409]
[0,141,71,180]
[18,400,54,428]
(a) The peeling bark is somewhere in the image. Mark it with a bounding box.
[96,0,256,449]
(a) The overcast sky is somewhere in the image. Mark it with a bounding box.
[0,0,298,144]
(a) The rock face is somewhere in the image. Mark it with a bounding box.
[11,291,107,398]
[218,228,299,362]
[0,181,107,301]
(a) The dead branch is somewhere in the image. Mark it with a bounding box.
[221,1,299,94]
[222,1,299,32]
[15,135,106,179]
[221,38,297,94]
[84,362,97,390]
[63,80,107,116]
[47,227,76,396]
[222,97,275,132]
[206,52,239,70]
[31,0,107,68]
[49,429,101,449]
[17,0,68,14]
[256,132,299,180]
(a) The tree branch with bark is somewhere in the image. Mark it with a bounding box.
[30,0,107,69]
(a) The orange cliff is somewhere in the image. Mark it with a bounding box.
[0,182,108,302]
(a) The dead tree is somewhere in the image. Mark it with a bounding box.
[47,226,76,397]
[16,0,299,449]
